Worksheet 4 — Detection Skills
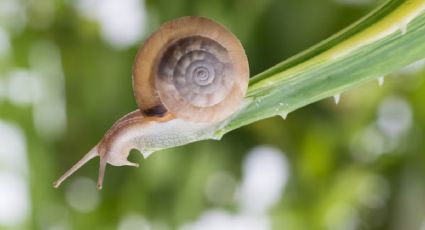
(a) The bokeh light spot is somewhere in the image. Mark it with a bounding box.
[204,171,237,206]
[7,70,39,107]
[356,175,390,209]
[0,172,30,227]
[377,96,412,138]
[180,210,270,230]
[73,0,146,49]
[118,214,152,230]
[0,27,11,57]
[237,146,289,214]
[65,177,100,213]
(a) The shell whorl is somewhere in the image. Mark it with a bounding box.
[133,16,249,123]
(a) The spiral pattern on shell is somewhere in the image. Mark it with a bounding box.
[157,36,233,108]
[133,16,249,123]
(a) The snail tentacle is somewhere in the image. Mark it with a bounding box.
[52,145,99,188]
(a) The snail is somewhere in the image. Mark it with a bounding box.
[53,16,249,189]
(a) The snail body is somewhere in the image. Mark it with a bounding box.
[53,17,249,189]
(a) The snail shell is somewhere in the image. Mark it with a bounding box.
[133,16,249,122]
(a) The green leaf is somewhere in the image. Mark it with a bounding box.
[214,0,425,137]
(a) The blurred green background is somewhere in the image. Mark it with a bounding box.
[1,0,425,229]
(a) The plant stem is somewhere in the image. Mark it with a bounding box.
[213,0,425,137]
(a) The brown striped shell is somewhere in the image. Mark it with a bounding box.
[132,16,249,123]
